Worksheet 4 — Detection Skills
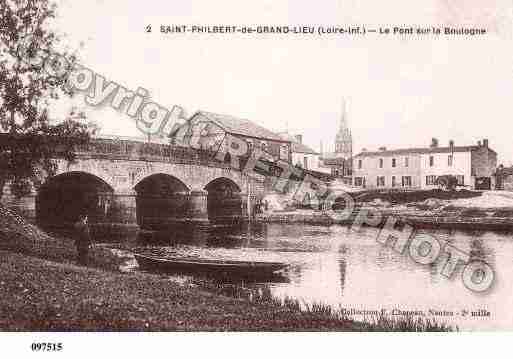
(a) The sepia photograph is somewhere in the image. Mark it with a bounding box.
[1,0,513,356]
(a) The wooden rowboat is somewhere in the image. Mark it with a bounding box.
[134,253,288,278]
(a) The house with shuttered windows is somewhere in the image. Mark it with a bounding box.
[352,138,497,190]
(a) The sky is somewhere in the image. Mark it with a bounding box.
[50,0,513,164]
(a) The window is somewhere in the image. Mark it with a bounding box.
[354,177,364,186]
[456,175,464,186]
[402,176,412,187]
[405,157,409,167]
[379,158,384,168]
[426,175,437,185]
[303,156,308,170]
[392,176,396,187]
[392,158,396,168]
[377,176,385,187]
[448,155,453,167]
[358,159,362,169]
[429,156,434,167]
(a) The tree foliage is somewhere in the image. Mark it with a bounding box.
[0,0,92,197]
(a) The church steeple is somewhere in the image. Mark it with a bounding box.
[335,98,352,160]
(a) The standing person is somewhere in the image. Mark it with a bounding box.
[74,214,92,265]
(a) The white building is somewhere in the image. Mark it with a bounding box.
[352,138,497,190]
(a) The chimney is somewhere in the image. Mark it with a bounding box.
[378,146,387,151]
[477,140,482,147]
[483,139,489,148]
[449,140,454,148]
[295,134,302,144]
[430,138,439,148]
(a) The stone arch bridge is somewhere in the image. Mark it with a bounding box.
[2,137,265,229]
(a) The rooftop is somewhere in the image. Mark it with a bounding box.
[278,133,319,155]
[354,144,496,157]
[195,111,287,142]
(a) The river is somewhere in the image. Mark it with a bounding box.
[115,222,512,331]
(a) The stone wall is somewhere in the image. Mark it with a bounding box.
[0,137,269,227]
[1,163,265,227]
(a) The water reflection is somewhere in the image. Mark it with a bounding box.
[97,222,513,330]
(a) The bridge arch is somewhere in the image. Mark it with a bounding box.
[55,159,115,190]
[134,173,191,228]
[197,170,245,194]
[36,171,114,227]
[129,163,246,194]
[204,177,243,222]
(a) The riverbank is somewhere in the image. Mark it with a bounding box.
[0,204,452,331]
[0,250,346,330]
[0,250,454,331]
[259,190,513,231]
[0,205,130,271]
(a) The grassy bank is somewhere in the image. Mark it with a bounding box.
[0,205,128,271]
[0,204,453,331]
[0,250,452,331]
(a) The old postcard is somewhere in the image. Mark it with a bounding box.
[1,0,513,356]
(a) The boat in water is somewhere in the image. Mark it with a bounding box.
[134,251,289,279]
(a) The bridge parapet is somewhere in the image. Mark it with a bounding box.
[76,138,232,169]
